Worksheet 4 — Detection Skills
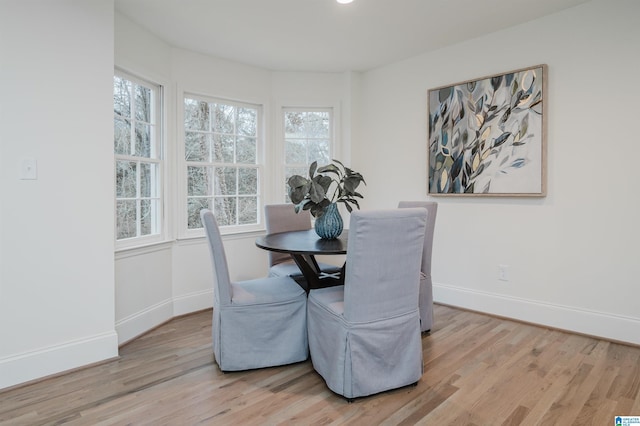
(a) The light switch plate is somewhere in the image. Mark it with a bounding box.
[20,157,37,180]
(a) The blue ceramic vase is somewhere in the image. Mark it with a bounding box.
[314,202,343,239]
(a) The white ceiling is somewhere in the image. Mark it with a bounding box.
[115,0,590,72]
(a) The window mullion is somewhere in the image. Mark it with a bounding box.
[136,160,141,238]
[129,83,136,157]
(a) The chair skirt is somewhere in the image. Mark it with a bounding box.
[213,277,308,371]
[307,286,423,399]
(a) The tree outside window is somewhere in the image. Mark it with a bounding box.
[114,73,162,243]
[184,96,260,230]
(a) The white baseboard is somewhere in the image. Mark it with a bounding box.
[115,292,213,345]
[116,299,173,345]
[0,331,118,390]
[1,293,213,391]
[172,289,213,317]
[434,283,640,346]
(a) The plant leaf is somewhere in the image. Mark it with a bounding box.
[308,180,326,203]
[343,176,363,193]
[287,175,309,189]
[310,199,331,217]
[315,175,333,193]
[317,164,341,176]
[308,161,318,179]
[290,183,311,204]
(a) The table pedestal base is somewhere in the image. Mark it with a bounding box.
[291,253,344,292]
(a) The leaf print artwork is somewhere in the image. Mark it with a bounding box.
[428,65,547,196]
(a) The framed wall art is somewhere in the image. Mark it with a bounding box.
[428,64,547,196]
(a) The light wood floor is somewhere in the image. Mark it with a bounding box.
[2,304,639,425]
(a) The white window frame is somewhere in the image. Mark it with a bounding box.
[280,105,337,203]
[114,69,165,250]
[180,93,264,238]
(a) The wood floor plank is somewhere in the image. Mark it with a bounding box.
[2,304,640,425]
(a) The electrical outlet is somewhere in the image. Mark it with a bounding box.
[499,264,509,281]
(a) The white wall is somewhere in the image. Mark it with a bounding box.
[113,14,349,344]
[0,0,117,389]
[355,0,640,344]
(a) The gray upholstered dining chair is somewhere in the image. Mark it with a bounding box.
[200,209,308,371]
[307,208,426,400]
[264,204,341,278]
[398,201,438,332]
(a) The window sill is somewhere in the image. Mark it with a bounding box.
[115,229,267,259]
[176,228,266,245]
[115,240,175,260]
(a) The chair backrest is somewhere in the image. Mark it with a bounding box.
[398,201,438,278]
[343,209,426,323]
[264,204,313,266]
[200,209,232,305]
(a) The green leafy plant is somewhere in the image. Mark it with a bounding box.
[288,159,366,218]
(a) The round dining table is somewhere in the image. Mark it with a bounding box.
[255,229,348,292]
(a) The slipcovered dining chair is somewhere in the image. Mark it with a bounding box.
[398,201,438,332]
[264,204,341,278]
[200,209,308,371]
[307,209,427,400]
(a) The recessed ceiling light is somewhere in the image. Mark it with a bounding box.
[336,0,354,4]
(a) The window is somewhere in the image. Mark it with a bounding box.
[184,96,261,231]
[283,108,333,201]
[114,72,163,245]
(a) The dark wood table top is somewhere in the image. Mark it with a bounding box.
[255,229,348,255]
